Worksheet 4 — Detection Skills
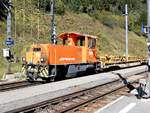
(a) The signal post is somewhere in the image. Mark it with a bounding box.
[147,0,150,97]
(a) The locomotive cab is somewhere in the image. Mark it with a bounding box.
[22,32,99,82]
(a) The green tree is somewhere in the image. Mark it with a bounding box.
[0,0,9,21]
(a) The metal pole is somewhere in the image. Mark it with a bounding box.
[125,4,128,61]
[38,0,40,41]
[147,0,150,97]
[23,0,25,41]
[51,0,57,44]
[50,0,57,80]
[7,0,12,74]
[7,0,11,39]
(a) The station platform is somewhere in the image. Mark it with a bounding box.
[95,95,150,113]
[0,66,147,112]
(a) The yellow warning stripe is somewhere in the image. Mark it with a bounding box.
[21,66,26,74]
[22,65,49,78]
[39,67,49,78]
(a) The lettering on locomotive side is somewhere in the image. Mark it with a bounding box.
[59,58,76,61]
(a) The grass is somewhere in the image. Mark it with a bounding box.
[0,4,147,79]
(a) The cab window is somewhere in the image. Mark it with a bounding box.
[76,37,85,46]
[88,38,96,49]
[33,48,41,52]
[63,38,68,45]
[57,38,63,45]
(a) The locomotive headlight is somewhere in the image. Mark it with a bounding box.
[22,57,26,62]
[40,58,44,62]
[22,57,26,64]
[40,58,46,63]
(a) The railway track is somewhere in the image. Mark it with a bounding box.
[0,80,42,92]
[9,72,147,113]
[0,64,145,92]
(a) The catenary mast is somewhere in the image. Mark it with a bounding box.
[51,0,57,44]
[147,0,150,97]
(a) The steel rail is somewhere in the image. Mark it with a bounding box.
[0,80,42,92]
[8,72,147,113]
[0,65,146,92]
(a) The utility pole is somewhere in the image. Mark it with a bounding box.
[51,0,57,44]
[6,0,13,74]
[125,4,128,61]
[1,0,14,74]
[50,0,57,81]
[147,0,150,97]
[7,0,11,39]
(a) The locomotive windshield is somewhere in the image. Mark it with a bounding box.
[76,37,85,46]
[88,38,96,49]
[63,38,68,45]
[33,48,41,52]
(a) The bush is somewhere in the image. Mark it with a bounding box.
[56,0,65,15]
[90,11,118,29]
[101,15,118,28]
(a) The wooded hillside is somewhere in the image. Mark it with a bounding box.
[0,0,147,78]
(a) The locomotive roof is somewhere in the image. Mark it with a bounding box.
[58,32,97,39]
